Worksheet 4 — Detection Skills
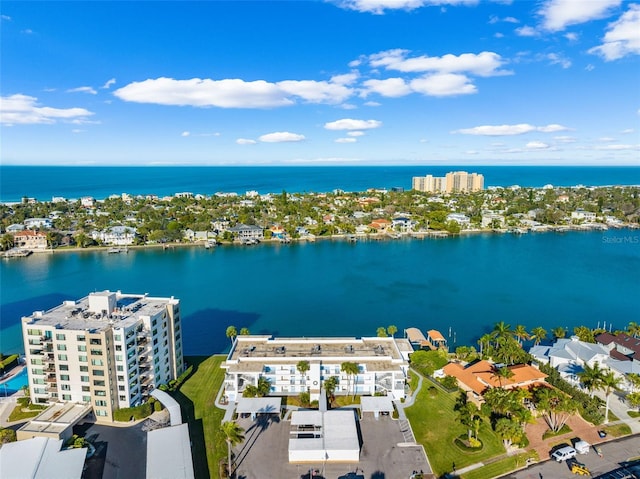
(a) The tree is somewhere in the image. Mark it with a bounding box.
[376,327,388,337]
[495,417,523,449]
[323,376,338,405]
[341,362,359,399]
[239,327,250,336]
[577,362,605,398]
[534,387,578,433]
[491,365,514,388]
[513,325,529,345]
[0,234,14,251]
[478,334,493,358]
[387,325,398,338]
[492,321,512,340]
[600,371,622,424]
[627,322,640,338]
[226,326,237,345]
[220,421,244,478]
[573,325,595,343]
[257,377,271,397]
[627,373,640,392]
[296,360,310,386]
[552,327,566,340]
[627,392,640,411]
[75,232,90,248]
[530,326,547,346]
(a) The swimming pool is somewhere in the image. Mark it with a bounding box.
[1,368,27,396]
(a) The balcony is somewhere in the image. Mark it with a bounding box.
[40,335,52,343]
[46,385,58,392]
[45,374,56,383]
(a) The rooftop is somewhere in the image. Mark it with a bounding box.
[22,290,178,333]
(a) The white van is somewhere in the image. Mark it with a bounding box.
[574,440,590,454]
[551,446,577,462]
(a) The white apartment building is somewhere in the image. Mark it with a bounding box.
[222,336,413,403]
[22,291,185,422]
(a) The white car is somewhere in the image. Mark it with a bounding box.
[551,446,577,462]
[574,439,590,454]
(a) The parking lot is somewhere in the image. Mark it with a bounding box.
[232,411,432,479]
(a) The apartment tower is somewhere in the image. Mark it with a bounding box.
[412,171,484,193]
[21,291,184,422]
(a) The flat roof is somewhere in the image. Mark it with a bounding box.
[360,396,394,413]
[146,424,195,479]
[405,328,426,343]
[22,291,177,333]
[0,437,86,479]
[236,397,281,415]
[18,403,92,437]
[289,410,359,461]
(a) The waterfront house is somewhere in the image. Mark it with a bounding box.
[368,218,392,232]
[80,196,95,208]
[529,336,610,385]
[7,223,25,233]
[481,213,505,229]
[391,216,414,232]
[13,230,48,250]
[228,224,264,241]
[92,225,137,246]
[222,335,412,403]
[442,360,547,405]
[571,209,597,222]
[426,330,448,351]
[24,217,53,229]
[269,225,286,239]
[446,213,470,227]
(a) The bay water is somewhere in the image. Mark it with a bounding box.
[2,231,638,356]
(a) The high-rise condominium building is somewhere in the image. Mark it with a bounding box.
[412,171,484,193]
[22,291,184,422]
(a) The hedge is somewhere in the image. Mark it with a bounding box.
[113,402,153,422]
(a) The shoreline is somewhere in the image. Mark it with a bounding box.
[8,225,638,257]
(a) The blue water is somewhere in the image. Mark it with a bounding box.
[2,231,638,356]
[1,368,27,395]
[1,166,639,202]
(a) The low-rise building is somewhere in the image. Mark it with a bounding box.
[222,335,412,402]
[24,218,53,229]
[13,230,48,250]
[92,226,137,246]
[228,224,264,241]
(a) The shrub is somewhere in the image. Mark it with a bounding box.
[154,400,163,412]
[439,375,458,390]
[113,402,152,422]
[0,428,16,444]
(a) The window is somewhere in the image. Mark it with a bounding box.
[117,376,124,382]
[95,399,107,407]
[114,334,122,341]
[115,345,122,352]
[91,359,104,366]
[119,395,126,401]
[79,356,87,363]
[93,369,105,376]
[80,365,89,372]
[58,354,67,361]
[117,365,124,372]
[93,380,105,387]
[90,338,102,345]
[78,345,87,352]
[115,355,123,361]
[152,319,157,327]
[95,390,106,397]
[61,384,70,391]
[77,335,85,342]
[60,374,70,381]
[82,396,91,402]
[56,333,66,341]
[90,349,103,356]
[81,386,90,392]
[27,329,42,336]
[59,364,69,371]
[118,385,125,391]
[62,394,71,400]
[31,368,43,375]
[96,410,107,417]
[30,358,43,365]
[56,344,67,351]
[81,376,89,382]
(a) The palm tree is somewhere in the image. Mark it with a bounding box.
[323,376,338,406]
[226,326,237,345]
[376,327,388,337]
[296,360,310,387]
[551,326,566,340]
[0,233,14,251]
[491,365,514,388]
[577,362,605,397]
[340,362,359,399]
[627,322,640,338]
[387,325,398,338]
[600,371,622,424]
[257,377,271,397]
[530,326,547,346]
[534,387,578,433]
[495,417,522,449]
[513,325,529,345]
[492,321,512,340]
[478,334,493,358]
[239,327,250,336]
[627,373,640,392]
[220,421,244,478]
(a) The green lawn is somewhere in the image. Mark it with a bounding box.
[461,452,538,479]
[404,375,506,476]
[173,355,227,479]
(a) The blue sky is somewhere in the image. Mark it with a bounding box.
[1,0,639,166]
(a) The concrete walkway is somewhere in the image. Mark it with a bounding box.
[594,389,640,434]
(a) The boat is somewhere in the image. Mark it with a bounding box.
[107,247,128,254]
[3,248,33,258]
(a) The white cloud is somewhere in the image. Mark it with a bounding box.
[362,78,411,97]
[333,0,477,15]
[454,123,571,135]
[525,141,550,149]
[364,101,381,107]
[324,118,382,130]
[1,14,11,21]
[259,132,306,143]
[588,4,640,60]
[585,64,595,71]
[565,32,579,41]
[347,131,365,137]
[547,52,572,68]
[339,103,358,110]
[0,94,94,125]
[22,29,33,34]
[330,72,360,85]
[539,0,621,31]
[236,138,257,145]
[515,25,538,36]
[368,49,510,76]
[621,128,635,134]
[102,78,116,89]
[410,73,477,96]
[181,131,190,137]
[335,137,357,143]
[67,86,97,95]
[598,136,616,142]
[114,77,354,108]
[494,32,504,38]
[71,129,85,134]
[594,143,639,150]
[554,135,577,143]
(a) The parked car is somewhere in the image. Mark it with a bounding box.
[551,446,577,462]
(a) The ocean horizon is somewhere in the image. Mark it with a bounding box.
[2,165,639,202]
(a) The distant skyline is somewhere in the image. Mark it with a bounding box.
[1,0,639,166]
